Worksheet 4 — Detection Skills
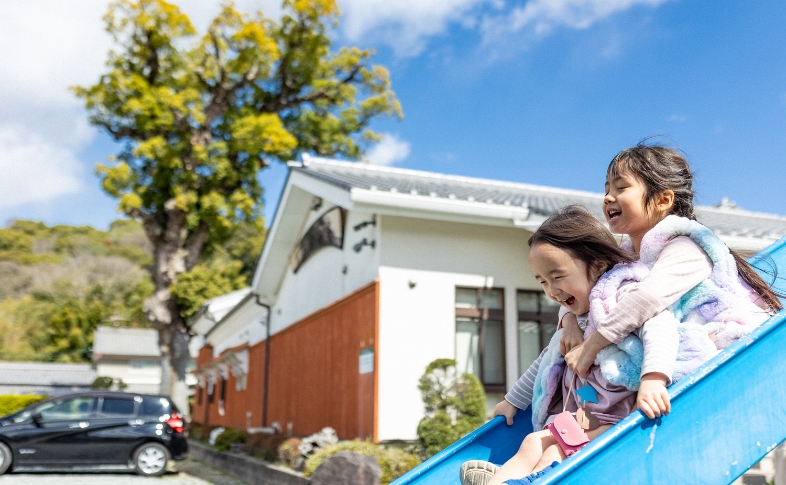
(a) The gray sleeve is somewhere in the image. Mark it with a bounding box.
[505,347,548,409]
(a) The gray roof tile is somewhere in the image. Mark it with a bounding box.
[294,158,786,242]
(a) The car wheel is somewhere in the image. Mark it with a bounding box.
[0,441,11,474]
[133,442,170,476]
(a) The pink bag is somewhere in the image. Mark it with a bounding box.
[547,411,590,456]
[547,374,590,456]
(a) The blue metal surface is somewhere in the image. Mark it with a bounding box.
[394,236,786,485]
[392,408,532,485]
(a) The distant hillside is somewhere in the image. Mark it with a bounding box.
[0,219,264,363]
[0,219,154,363]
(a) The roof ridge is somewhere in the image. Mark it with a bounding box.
[293,157,786,221]
[696,205,786,221]
[296,157,604,199]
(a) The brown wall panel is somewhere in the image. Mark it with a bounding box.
[266,281,378,440]
[191,341,266,430]
[192,281,378,440]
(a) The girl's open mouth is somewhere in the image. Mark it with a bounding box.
[564,296,576,306]
[607,209,621,221]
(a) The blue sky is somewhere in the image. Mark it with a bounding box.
[1,0,785,229]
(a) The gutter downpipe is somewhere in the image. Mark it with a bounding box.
[253,294,272,428]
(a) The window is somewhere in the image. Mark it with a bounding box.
[517,290,560,376]
[455,287,506,393]
[36,397,94,421]
[197,386,203,406]
[139,397,170,418]
[100,397,136,417]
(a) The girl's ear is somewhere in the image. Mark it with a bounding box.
[653,189,675,215]
[589,260,607,282]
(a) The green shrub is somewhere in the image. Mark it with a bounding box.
[304,440,420,484]
[416,358,486,457]
[90,376,127,391]
[214,427,248,452]
[0,394,48,417]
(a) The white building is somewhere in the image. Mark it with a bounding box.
[191,157,786,442]
[92,326,162,394]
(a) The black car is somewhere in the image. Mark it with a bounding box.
[0,391,187,476]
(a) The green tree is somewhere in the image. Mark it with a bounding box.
[416,358,486,458]
[170,259,246,320]
[74,0,401,412]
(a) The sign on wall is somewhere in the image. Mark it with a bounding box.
[291,207,345,273]
[359,347,374,374]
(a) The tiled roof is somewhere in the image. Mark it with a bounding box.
[93,326,160,359]
[293,157,786,243]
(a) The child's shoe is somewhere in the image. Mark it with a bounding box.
[503,461,560,484]
[460,460,500,485]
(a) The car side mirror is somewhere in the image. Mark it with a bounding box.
[32,413,43,426]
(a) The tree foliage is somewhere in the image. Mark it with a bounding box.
[0,220,155,362]
[72,0,401,405]
[170,259,246,321]
[74,0,400,259]
[416,359,486,458]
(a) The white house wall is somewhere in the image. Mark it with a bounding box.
[376,216,541,442]
[96,359,161,395]
[208,299,267,356]
[269,207,380,335]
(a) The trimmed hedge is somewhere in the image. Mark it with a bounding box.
[0,394,47,417]
[214,427,248,452]
[304,440,420,484]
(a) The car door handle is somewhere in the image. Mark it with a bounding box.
[128,419,145,426]
[69,422,89,429]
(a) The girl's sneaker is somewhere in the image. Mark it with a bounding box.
[503,461,560,484]
[460,460,500,485]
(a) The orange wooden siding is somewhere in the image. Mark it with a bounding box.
[192,341,266,430]
[192,280,379,441]
[266,280,378,441]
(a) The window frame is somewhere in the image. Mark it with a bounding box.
[516,289,560,374]
[455,286,507,393]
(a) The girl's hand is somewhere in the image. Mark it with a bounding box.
[637,373,671,419]
[493,399,518,425]
[560,313,584,356]
[564,331,610,378]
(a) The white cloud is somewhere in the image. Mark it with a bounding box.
[506,0,670,36]
[0,127,83,209]
[338,0,494,57]
[365,134,411,166]
[0,1,281,213]
[478,0,671,52]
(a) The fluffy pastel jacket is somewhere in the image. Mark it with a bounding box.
[530,215,769,430]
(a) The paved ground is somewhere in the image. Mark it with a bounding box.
[0,457,248,485]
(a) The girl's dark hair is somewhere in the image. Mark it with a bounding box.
[607,144,695,220]
[528,205,633,273]
[608,143,782,312]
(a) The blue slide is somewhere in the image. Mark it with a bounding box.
[393,237,786,485]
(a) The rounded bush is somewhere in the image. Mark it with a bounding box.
[213,427,248,452]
